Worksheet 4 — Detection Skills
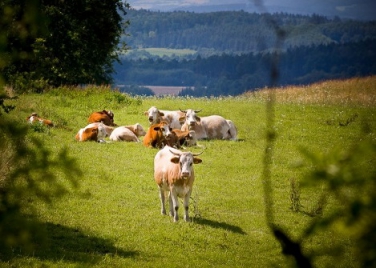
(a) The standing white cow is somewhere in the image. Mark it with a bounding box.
[154,145,203,222]
[144,106,185,129]
[180,109,237,140]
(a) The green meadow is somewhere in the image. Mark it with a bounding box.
[1,76,375,267]
[134,48,197,57]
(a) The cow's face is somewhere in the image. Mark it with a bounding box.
[96,123,107,140]
[171,152,202,178]
[135,123,146,136]
[184,109,201,127]
[146,106,164,124]
[154,122,172,138]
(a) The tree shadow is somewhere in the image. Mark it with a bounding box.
[3,221,139,264]
[193,217,247,235]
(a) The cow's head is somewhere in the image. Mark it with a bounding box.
[169,150,203,178]
[96,122,107,141]
[145,106,164,124]
[27,112,39,123]
[185,130,197,146]
[135,123,146,136]
[103,110,114,119]
[153,121,172,138]
[180,109,201,127]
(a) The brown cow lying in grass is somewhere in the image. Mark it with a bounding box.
[75,122,107,142]
[88,110,116,126]
[26,112,54,127]
[143,121,172,148]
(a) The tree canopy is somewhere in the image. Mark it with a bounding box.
[1,0,129,92]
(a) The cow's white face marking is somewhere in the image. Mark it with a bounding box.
[97,123,107,140]
[159,123,172,138]
[147,106,161,124]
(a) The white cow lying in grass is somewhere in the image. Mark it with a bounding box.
[180,109,237,140]
[145,106,185,129]
[110,123,146,142]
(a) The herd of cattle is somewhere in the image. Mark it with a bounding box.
[26,107,238,222]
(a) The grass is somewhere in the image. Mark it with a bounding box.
[139,48,197,57]
[1,76,376,267]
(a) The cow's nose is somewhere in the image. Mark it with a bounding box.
[148,116,153,122]
[181,172,189,178]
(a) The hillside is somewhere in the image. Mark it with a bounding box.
[122,10,376,55]
[127,0,376,21]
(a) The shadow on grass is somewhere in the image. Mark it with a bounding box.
[193,217,247,235]
[3,221,139,264]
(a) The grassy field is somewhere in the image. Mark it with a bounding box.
[1,76,376,267]
[133,48,197,57]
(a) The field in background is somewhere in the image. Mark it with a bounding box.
[1,76,375,267]
[131,48,197,57]
[143,85,185,96]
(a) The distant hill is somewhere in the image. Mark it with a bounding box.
[127,0,376,21]
[122,10,376,56]
[115,9,376,97]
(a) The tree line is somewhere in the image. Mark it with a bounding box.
[114,38,376,96]
[123,9,376,54]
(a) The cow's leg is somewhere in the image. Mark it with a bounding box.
[170,188,179,222]
[168,191,174,217]
[159,187,166,215]
[183,191,191,222]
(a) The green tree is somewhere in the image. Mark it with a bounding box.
[0,0,82,256]
[1,0,130,92]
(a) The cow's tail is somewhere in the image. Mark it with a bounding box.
[226,120,238,140]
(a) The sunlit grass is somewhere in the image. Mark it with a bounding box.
[2,76,375,267]
[246,76,376,106]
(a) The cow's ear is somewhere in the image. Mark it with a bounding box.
[179,116,185,122]
[170,157,180,164]
[195,116,201,122]
[153,126,161,131]
[144,111,148,115]
[193,158,202,164]
[159,112,165,116]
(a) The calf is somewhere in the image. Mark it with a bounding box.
[88,110,116,126]
[144,106,185,129]
[171,129,197,147]
[26,112,54,127]
[143,121,173,148]
[181,109,237,140]
[75,122,107,142]
[154,145,203,222]
[110,123,146,142]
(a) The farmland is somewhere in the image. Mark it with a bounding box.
[1,76,376,267]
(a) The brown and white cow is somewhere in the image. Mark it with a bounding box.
[170,129,197,147]
[144,106,185,129]
[26,113,54,127]
[154,145,203,222]
[180,109,237,140]
[75,122,107,142]
[85,122,114,137]
[143,121,173,148]
[88,110,116,126]
[109,123,146,142]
